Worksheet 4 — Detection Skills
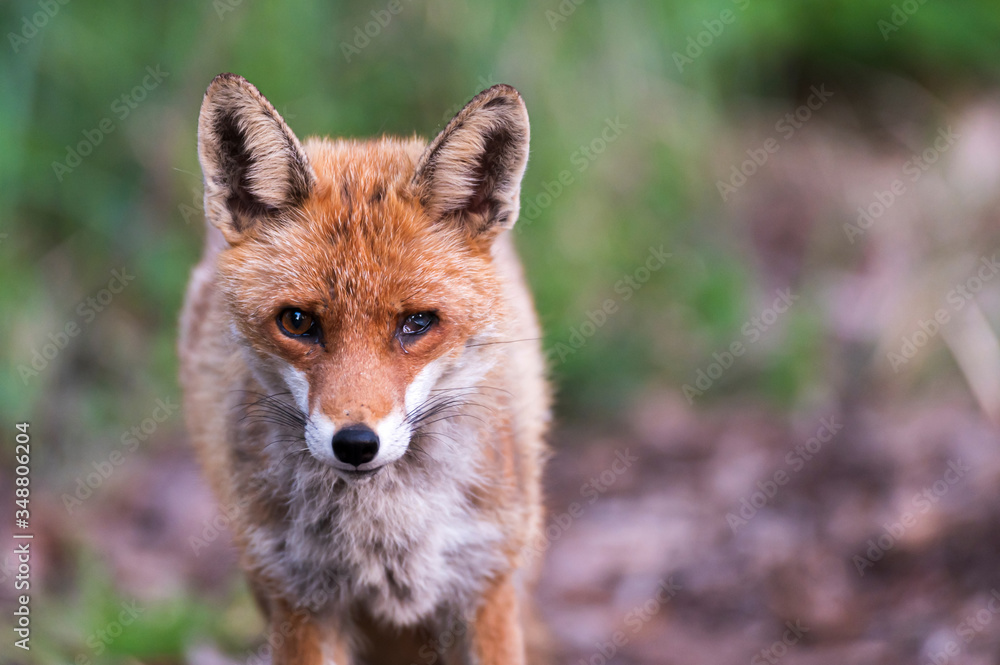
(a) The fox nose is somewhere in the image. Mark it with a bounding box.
[331,425,380,467]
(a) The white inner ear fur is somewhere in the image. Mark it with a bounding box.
[413,87,529,230]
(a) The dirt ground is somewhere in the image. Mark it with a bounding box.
[13,85,1000,665]
[539,394,1000,665]
[18,386,1000,665]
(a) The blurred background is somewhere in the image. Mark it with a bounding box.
[4,0,1000,663]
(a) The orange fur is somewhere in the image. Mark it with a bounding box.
[180,74,549,663]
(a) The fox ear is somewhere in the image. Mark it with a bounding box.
[412,84,530,239]
[197,73,315,243]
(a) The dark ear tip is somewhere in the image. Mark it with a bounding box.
[205,72,253,98]
[466,84,521,109]
[469,85,529,130]
[482,83,522,100]
[483,83,520,96]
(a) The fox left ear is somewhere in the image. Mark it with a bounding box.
[197,73,316,243]
[412,84,530,240]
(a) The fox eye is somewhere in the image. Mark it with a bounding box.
[278,308,318,339]
[400,311,437,337]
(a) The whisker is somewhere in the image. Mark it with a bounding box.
[240,410,305,429]
[428,385,512,396]
[411,430,460,449]
[276,447,310,467]
[464,337,541,348]
[421,412,489,428]
[403,439,430,462]
[232,390,308,431]
[248,403,305,421]
[262,436,307,452]
[405,394,466,425]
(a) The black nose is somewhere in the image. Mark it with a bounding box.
[331,425,379,467]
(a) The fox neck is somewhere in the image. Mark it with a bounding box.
[231,345,513,624]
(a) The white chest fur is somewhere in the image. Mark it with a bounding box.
[246,451,508,626]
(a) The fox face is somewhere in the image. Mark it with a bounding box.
[197,74,530,476]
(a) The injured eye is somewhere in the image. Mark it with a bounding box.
[278,308,319,339]
[399,311,437,337]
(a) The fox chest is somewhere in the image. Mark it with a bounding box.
[255,473,508,625]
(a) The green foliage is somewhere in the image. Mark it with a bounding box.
[15,553,248,665]
[3,0,999,427]
[4,0,1000,660]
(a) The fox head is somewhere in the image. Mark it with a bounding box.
[196,73,530,476]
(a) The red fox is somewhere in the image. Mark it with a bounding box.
[179,73,550,664]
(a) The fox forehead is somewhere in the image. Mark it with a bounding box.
[305,135,426,205]
[217,136,495,329]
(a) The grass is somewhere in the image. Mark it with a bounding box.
[4,0,1000,660]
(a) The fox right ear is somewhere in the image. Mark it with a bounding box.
[412,84,530,241]
[197,73,315,243]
